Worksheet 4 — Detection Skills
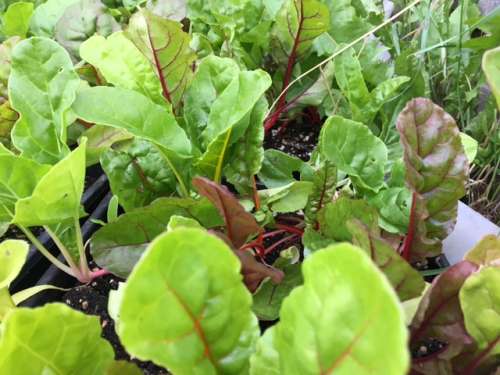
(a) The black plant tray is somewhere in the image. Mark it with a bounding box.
[9,166,109,295]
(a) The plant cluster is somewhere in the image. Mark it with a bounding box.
[0,0,499,374]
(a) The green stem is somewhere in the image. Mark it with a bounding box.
[18,225,75,277]
[44,226,80,273]
[74,218,91,282]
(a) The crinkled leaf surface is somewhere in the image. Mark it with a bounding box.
[260,181,313,213]
[0,36,20,100]
[397,98,468,260]
[101,139,177,212]
[317,196,378,242]
[9,37,79,164]
[264,243,409,374]
[304,159,336,226]
[2,2,33,38]
[0,303,114,374]
[369,187,411,234]
[126,9,196,109]
[482,46,500,108]
[320,115,387,192]
[193,177,260,248]
[410,261,479,355]
[0,239,28,289]
[271,0,329,63]
[459,267,500,356]
[29,0,80,37]
[90,197,222,278]
[464,234,500,267]
[258,149,309,188]
[55,0,120,60]
[80,32,165,105]
[73,86,191,157]
[347,220,425,301]
[82,124,131,166]
[0,154,50,226]
[12,140,86,226]
[116,229,259,374]
[249,328,280,375]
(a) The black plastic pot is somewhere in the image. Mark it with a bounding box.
[9,166,109,295]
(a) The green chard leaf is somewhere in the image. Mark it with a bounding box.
[29,0,80,37]
[304,159,337,226]
[126,9,196,110]
[115,229,259,374]
[251,243,409,374]
[79,32,165,105]
[9,37,79,164]
[258,149,310,189]
[271,0,330,64]
[482,46,500,108]
[12,140,86,227]
[2,2,33,38]
[259,181,313,214]
[55,0,120,60]
[464,235,500,267]
[324,0,373,43]
[0,304,114,374]
[459,267,500,372]
[397,98,468,261]
[101,139,177,212]
[347,220,425,301]
[0,239,29,294]
[81,124,131,166]
[320,115,388,193]
[90,197,222,278]
[0,36,20,101]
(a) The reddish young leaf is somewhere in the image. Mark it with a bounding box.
[193,177,260,249]
[397,98,468,262]
[410,261,479,368]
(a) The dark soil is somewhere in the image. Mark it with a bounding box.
[264,118,321,161]
[62,275,169,375]
[0,225,42,242]
[411,338,448,360]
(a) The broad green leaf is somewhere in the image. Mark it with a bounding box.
[0,304,114,374]
[0,239,29,289]
[320,116,388,192]
[258,149,309,188]
[459,132,479,163]
[72,87,191,157]
[482,46,500,108]
[397,98,468,261]
[304,159,337,226]
[81,124,131,166]
[224,97,267,194]
[363,76,410,123]
[55,0,120,60]
[193,177,260,248]
[410,261,479,356]
[368,187,411,234]
[459,267,500,354]
[167,215,203,231]
[90,197,222,278]
[9,37,79,164]
[268,243,409,374]
[0,102,18,150]
[194,68,272,182]
[2,2,33,38]
[464,234,500,267]
[253,247,303,321]
[101,139,177,212]
[12,140,86,226]
[271,0,329,63]
[0,287,15,321]
[260,181,313,213]
[325,0,373,43]
[183,55,240,149]
[80,32,165,105]
[106,361,142,375]
[318,196,378,242]
[126,9,196,109]
[0,153,50,226]
[0,37,20,100]
[29,0,80,37]
[347,220,425,301]
[249,328,280,375]
[116,229,259,374]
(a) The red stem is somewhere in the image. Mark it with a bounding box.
[264,234,299,255]
[276,223,304,236]
[145,23,172,106]
[461,337,500,375]
[264,1,305,134]
[262,230,287,239]
[89,268,110,280]
[402,192,417,261]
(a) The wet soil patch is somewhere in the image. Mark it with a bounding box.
[62,275,169,375]
[264,118,321,161]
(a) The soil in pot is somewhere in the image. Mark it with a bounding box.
[62,274,169,375]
